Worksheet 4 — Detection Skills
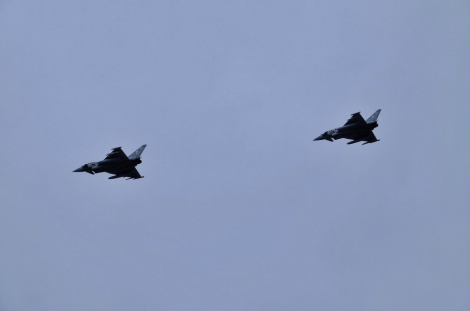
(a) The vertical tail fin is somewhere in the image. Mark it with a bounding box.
[128,144,147,159]
[366,109,381,123]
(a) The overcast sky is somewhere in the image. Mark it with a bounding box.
[1,1,470,310]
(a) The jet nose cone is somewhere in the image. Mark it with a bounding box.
[313,135,323,141]
[73,167,83,172]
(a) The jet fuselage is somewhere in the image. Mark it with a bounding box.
[77,158,142,174]
[319,121,378,140]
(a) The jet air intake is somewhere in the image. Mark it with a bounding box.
[82,164,94,174]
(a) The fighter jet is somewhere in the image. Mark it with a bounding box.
[314,109,381,145]
[73,145,147,180]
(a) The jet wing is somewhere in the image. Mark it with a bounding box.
[344,112,366,126]
[108,167,144,180]
[344,130,379,143]
[125,167,144,180]
[104,147,128,160]
[362,131,378,143]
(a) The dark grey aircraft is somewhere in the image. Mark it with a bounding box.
[73,145,147,180]
[314,109,381,145]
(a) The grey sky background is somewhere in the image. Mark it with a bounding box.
[1,1,470,310]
